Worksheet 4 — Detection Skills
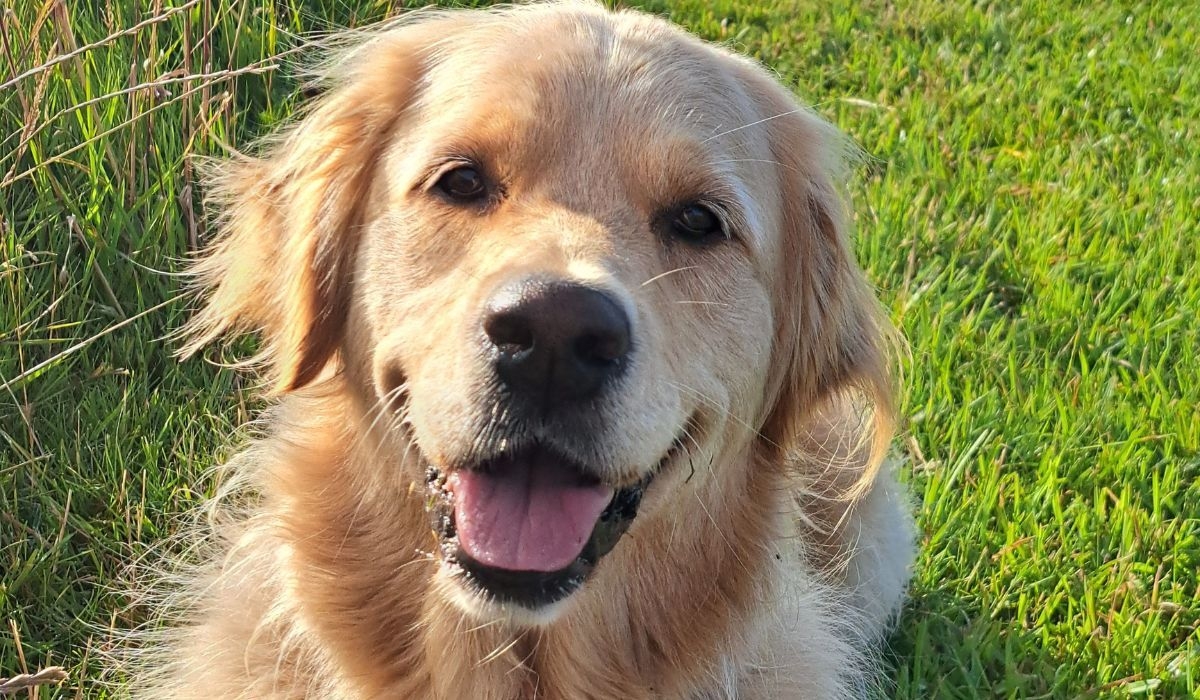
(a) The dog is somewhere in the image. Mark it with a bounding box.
[131,2,915,697]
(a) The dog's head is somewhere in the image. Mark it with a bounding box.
[185,2,892,622]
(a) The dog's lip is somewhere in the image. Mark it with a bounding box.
[452,444,609,487]
[421,424,691,608]
[433,441,650,491]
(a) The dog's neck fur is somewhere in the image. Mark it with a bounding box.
[211,379,782,700]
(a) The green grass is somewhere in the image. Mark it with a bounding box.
[2,0,1197,697]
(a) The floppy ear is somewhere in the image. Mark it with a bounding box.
[755,96,897,498]
[179,26,435,392]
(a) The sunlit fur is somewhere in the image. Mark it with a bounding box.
[125,2,916,697]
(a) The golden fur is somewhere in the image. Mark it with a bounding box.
[129,3,915,697]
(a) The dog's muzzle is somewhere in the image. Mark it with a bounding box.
[415,277,687,608]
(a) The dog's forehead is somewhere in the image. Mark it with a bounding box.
[416,8,767,155]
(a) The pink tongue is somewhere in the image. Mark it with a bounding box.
[449,453,614,573]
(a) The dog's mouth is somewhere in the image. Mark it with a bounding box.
[424,436,686,609]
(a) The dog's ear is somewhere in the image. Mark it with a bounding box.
[179,23,446,392]
[753,93,897,496]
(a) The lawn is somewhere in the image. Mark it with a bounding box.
[1,0,1197,697]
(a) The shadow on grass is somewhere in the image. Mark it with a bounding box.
[886,584,1067,700]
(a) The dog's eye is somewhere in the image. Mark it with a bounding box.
[434,166,488,201]
[670,203,726,243]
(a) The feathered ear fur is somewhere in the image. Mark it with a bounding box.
[178,23,444,392]
[749,79,897,500]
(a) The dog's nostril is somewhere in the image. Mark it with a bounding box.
[483,312,535,353]
[574,332,628,366]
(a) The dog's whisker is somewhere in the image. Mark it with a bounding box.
[390,551,437,578]
[354,383,406,449]
[679,426,709,472]
[702,108,804,144]
[335,491,371,559]
[477,634,523,668]
[709,157,805,176]
[639,265,698,288]
[691,489,754,577]
[665,379,777,449]
[352,383,413,471]
[465,617,506,634]
[512,632,540,679]
[678,422,718,486]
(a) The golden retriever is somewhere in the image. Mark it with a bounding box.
[132,2,915,697]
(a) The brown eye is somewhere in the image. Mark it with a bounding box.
[434,166,487,201]
[671,203,726,243]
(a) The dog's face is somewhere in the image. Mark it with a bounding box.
[355,11,784,616]
[187,3,889,624]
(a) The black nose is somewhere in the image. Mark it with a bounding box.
[483,279,631,405]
